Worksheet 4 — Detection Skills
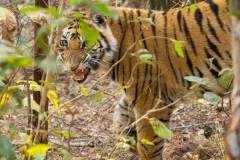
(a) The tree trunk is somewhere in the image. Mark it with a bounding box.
[226,0,240,159]
[31,0,49,144]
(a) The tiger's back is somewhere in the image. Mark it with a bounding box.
[58,0,231,159]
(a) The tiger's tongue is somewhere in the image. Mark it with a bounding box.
[72,68,88,80]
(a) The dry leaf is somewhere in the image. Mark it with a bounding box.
[0,7,17,43]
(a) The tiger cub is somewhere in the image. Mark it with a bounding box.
[57,0,231,159]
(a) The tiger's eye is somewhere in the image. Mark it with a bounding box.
[60,40,68,46]
[81,41,88,49]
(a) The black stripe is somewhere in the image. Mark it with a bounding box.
[151,14,158,45]
[178,68,186,86]
[212,58,222,71]
[205,0,225,32]
[148,9,153,17]
[129,10,135,42]
[134,67,139,104]
[183,17,197,56]
[149,145,164,158]
[195,67,204,77]
[137,9,149,94]
[205,47,222,71]
[207,18,220,42]
[177,10,182,32]
[116,35,125,82]
[119,104,128,110]
[185,49,194,75]
[123,98,128,107]
[226,50,231,60]
[111,59,115,81]
[100,33,111,51]
[206,35,223,59]
[159,118,169,122]
[195,8,203,33]
[164,16,178,83]
[118,11,123,32]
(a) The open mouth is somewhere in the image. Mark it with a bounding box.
[72,68,89,83]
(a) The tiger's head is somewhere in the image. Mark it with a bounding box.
[58,10,117,84]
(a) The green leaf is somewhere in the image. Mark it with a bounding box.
[226,12,230,18]
[95,93,106,100]
[92,2,118,18]
[61,150,73,160]
[203,92,221,103]
[81,88,89,96]
[22,97,40,112]
[0,79,6,86]
[36,56,57,72]
[184,76,216,88]
[27,144,50,156]
[46,7,62,18]
[49,139,69,148]
[80,20,99,48]
[0,134,15,160]
[148,117,173,139]
[173,40,184,58]
[217,69,234,89]
[139,54,152,65]
[119,86,128,93]
[140,139,154,146]
[184,4,198,12]
[47,90,59,109]
[62,131,75,138]
[21,6,43,14]
[33,153,46,160]
[138,17,155,25]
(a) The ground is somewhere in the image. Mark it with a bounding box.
[0,1,231,160]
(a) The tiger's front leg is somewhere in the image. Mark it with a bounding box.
[113,94,138,154]
[133,98,173,160]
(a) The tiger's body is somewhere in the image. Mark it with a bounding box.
[58,0,231,159]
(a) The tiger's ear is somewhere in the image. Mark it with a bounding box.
[92,14,107,29]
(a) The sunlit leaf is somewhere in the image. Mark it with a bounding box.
[27,144,51,156]
[169,39,185,58]
[80,20,99,48]
[119,86,128,93]
[148,117,173,139]
[21,6,43,14]
[203,92,221,103]
[95,93,106,100]
[81,88,89,96]
[139,54,152,65]
[47,90,58,109]
[26,135,33,144]
[62,131,75,138]
[140,138,154,146]
[92,2,118,18]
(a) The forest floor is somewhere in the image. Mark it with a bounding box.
[0,1,231,159]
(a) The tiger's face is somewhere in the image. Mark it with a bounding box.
[58,13,117,84]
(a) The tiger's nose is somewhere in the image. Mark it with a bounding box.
[70,65,78,71]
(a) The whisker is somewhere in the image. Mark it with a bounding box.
[91,59,110,70]
[94,58,112,65]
